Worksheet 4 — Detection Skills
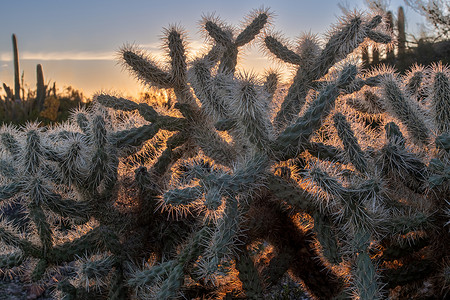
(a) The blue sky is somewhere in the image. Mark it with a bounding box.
[0,0,426,98]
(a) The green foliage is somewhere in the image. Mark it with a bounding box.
[0,8,449,300]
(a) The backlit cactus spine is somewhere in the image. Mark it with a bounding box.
[264,12,391,130]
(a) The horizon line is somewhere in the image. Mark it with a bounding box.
[0,40,209,62]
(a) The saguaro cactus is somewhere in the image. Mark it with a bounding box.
[12,34,20,100]
[362,45,370,68]
[397,6,406,57]
[372,45,380,65]
[386,10,396,60]
[36,64,46,111]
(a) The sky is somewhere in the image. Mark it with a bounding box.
[0,0,426,99]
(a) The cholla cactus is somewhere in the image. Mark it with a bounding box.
[0,8,449,300]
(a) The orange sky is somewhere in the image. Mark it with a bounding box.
[0,0,425,100]
[1,46,286,99]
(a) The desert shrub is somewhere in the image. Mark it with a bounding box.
[0,8,448,300]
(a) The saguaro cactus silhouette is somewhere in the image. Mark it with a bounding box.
[397,6,406,57]
[35,64,46,111]
[386,10,396,60]
[12,34,20,100]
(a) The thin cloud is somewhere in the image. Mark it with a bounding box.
[140,40,204,50]
[0,50,116,61]
[139,42,162,50]
[0,40,206,62]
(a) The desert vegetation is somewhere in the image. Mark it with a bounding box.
[1,34,87,125]
[361,1,450,71]
[0,6,448,300]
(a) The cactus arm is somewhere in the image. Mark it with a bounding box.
[431,69,450,134]
[24,130,44,175]
[397,7,406,57]
[343,76,382,97]
[31,258,48,281]
[96,94,139,111]
[263,71,279,101]
[121,48,172,89]
[379,143,428,194]
[189,59,231,120]
[230,75,271,151]
[313,212,342,264]
[267,174,316,214]
[235,11,269,47]
[381,76,430,145]
[354,251,381,300]
[162,186,202,207]
[129,226,208,296]
[27,203,53,255]
[128,260,177,290]
[1,132,21,158]
[381,259,434,290]
[312,15,385,80]
[272,15,390,129]
[436,133,450,152]
[214,118,236,131]
[51,227,120,264]
[264,35,303,65]
[0,224,41,258]
[380,236,429,261]
[151,132,188,176]
[236,248,264,299]
[333,112,368,173]
[97,94,186,132]
[272,66,357,160]
[200,196,240,277]
[204,21,233,46]
[2,83,13,100]
[110,124,159,149]
[304,142,345,162]
[272,68,309,130]
[41,193,90,222]
[0,182,22,202]
[74,113,90,134]
[192,125,238,167]
[167,27,188,89]
[0,251,24,269]
[272,83,340,160]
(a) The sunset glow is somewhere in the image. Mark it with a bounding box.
[0,0,425,99]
